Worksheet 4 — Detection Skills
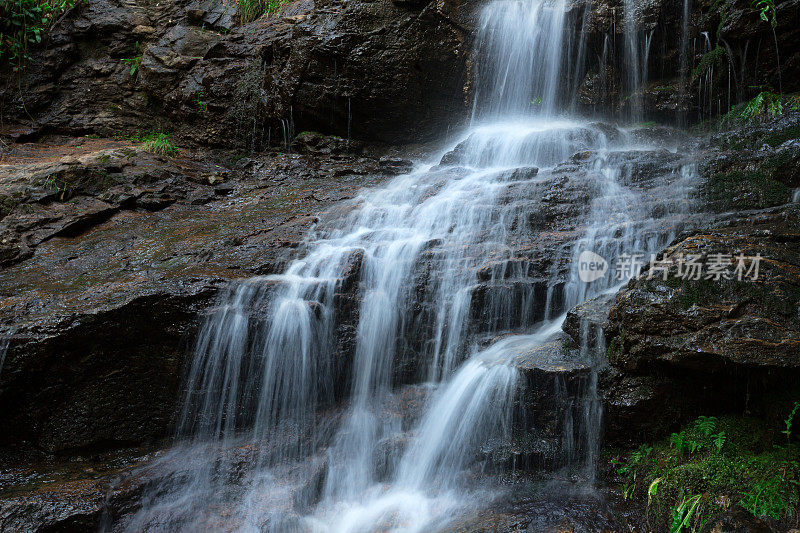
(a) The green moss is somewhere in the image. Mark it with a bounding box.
[606,331,625,363]
[692,46,727,80]
[701,168,792,210]
[653,272,721,309]
[677,279,717,309]
[561,338,574,356]
[0,195,18,218]
[763,126,800,148]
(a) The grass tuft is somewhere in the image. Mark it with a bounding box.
[238,0,291,23]
[140,132,178,156]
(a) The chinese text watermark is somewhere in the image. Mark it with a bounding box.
[578,252,762,283]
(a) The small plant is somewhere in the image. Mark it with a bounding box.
[41,174,70,199]
[121,41,142,76]
[648,477,662,507]
[740,91,783,119]
[0,0,81,70]
[634,444,653,462]
[750,0,782,92]
[192,91,208,113]
[140,132,178,156]
[42,175,58,189]
[238,0,291,23]
[752,0,777,27]
[782,401,799,444]
[712,431,727,452]
[670,431,687,455]
[670,494,702,532]
[695,416,718,437]
[670,431,702,455]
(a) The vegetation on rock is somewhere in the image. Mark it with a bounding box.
[140,132,178,156]
[752,0,777,27]
[610,410,800,531]
[0,0,79,70]
[691,45,726,81]
[700,167,792,210]
[238,0,290,23]
[120,42,142,77]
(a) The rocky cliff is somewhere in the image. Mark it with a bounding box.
[3,0,799,145]
[1,0,475,147]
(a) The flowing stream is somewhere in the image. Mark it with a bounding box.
[120,0,699,531]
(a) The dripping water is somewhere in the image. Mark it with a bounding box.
[679,0,691,123]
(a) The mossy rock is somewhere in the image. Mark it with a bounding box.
[698,144,799,212]
[700,168,792,211]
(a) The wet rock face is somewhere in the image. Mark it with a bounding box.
[0,0,474,147]
[506,334,594,470]
[441,485,644,532]
[570,0,800,122]
[0,0,794,146]
[606,208,800,374]
[588,110,800,444]
[3,294,211,453]
[598,135,800,442]
[0,138,390,452]
[598,204,800,440]
[0,446,159,533]
[703,0,800,96]
[0,138,231,266]
[599,369,758,447]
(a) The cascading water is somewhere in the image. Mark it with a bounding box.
[118,0,699,531]
[471,0,566,119]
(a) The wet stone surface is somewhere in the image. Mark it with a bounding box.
[0,138,390,453]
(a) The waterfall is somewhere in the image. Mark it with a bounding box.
[119,0,699,531]
[623,0,642,120]
[471,0,566,119]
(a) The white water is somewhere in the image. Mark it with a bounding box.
[120,0,699,531]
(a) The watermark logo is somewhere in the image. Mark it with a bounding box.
[577,251,762,283]
[578,250,609,282]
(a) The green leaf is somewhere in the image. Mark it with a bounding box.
[712,431,726,452]
[647,477,661,507]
